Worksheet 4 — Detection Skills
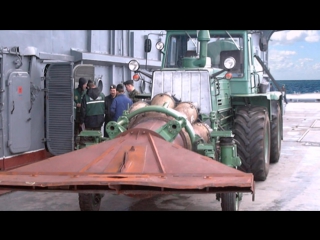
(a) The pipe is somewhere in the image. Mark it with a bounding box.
[193,30,210,68]
[182,30,210,68]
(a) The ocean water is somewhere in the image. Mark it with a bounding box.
[273,80,320,94]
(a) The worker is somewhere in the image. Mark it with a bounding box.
[110,83,133,121]
[86,79,94,89]
[74,77,88,148]
[282,84,288,104]
[123,79,140,103]
[270,82,275,91]
[79,80,105,131]
[103,84,117,137]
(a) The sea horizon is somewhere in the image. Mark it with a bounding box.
[271,80,320,94]
[278,79,320,81]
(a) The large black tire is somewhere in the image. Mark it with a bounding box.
[233,106,270,181]
[78,193,104,211]
[221,192,241,211]
[270,103,281,163]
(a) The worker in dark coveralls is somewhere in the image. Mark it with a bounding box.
[74,77,88,147]
[123,79,140,103]
[103,84,117,137]
[282,84,288,104]
[79,80,105,131]
[110,83,133,121]
[270,82,275,91]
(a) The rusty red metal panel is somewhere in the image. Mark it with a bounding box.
[0,129,254,196]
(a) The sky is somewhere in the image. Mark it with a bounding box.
[269,30,320,80]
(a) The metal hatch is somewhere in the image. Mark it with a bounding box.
[7,70,31,153]
[73,64,95,89]
[45,63,74,155]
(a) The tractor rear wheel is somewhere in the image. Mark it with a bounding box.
[270,103,281,163]
[233,106,271,181]
[78,193,104,211]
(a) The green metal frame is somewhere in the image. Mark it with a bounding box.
[106,105,195,142]
[76,130,106,149]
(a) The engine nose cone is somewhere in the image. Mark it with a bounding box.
[174,102,199,124]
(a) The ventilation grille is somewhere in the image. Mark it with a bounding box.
[152,70,212,115]
[46,63,74,155]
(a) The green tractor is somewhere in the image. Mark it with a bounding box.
[102,30,284,210]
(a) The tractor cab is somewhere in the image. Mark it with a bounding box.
[158,30,244,78]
